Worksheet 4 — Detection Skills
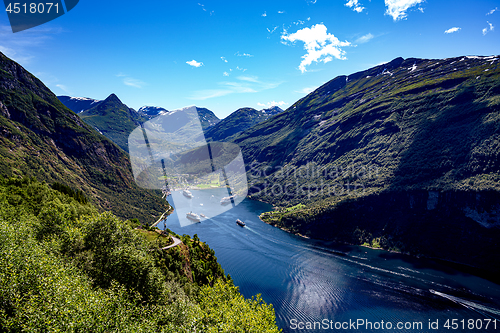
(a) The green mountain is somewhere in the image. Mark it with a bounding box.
[233,55,500,275]
[78,93,146,152]
[204,106,283,142]
[0,51,164,224]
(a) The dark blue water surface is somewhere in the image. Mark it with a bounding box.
[162,188,500,332]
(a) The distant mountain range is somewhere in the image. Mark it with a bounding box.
[0,52,164,224]
[58,95,281,149]
[57,96,101,113]
[137,105,169,118]
[204,106,283,142]
[59,96,222,151]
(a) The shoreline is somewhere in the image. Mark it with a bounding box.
[258,215,310,239]
[257,207,500,285]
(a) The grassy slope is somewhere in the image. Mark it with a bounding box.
[0,52,164,225]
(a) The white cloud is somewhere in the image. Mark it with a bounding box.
[191,90,233,100]
[278,11,285,14]
[267,26,278,33]
[0,45,17,59]
[257,101,287,108]
[281,24,350,73]
[55,84,71,94]
[345,0,365,13]
[487,7,498,15]
[219,82,257,93]
[384,0,425,21]
[262,11,267,17]
[190,76,282,100]
[295,86,317,94]
[483,21,494,35]
[123,77,146,88]
[0,25,60,64]
[223,72,229,76]
[237,75,259,83]
[356,33,374,43]
[444,27,460,34]
[186,60,203,67]
[116,73,146,88]
[235,51,254,57]
[236,66,247,72]
[197,2,213,14]
[221,56,228,63]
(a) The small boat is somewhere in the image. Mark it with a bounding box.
[220,195,236,205]
[200,213,207,218]
[183,190,193,198]
[236,219,245,227]
[186,212,201,222]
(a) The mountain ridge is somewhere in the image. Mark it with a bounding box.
[77,93,146,152]
[0,51,164,224]
[204,106,284,142]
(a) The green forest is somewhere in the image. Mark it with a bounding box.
[0,177,281,332]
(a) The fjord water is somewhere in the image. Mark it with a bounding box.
[162,188,500,332]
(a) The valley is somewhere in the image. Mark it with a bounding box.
[2,50,500,332]
[55,54,500,277]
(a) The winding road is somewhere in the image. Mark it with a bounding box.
[160,236,182,250]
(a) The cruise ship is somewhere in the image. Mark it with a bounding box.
[183,189,193,198]
[220,195,236,205]
[186,212,201,222]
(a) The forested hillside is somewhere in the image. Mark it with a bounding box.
[0,51,163,224]
[0,177,281,332]
[233,56,500,274]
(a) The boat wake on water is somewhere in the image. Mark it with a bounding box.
[226,221,476,296]
[430,290,500,319]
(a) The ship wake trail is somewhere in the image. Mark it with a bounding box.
[430,290,500,319]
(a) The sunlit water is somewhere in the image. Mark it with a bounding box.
[161,188,500,332]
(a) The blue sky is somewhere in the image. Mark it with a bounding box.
[1,0,499,118]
